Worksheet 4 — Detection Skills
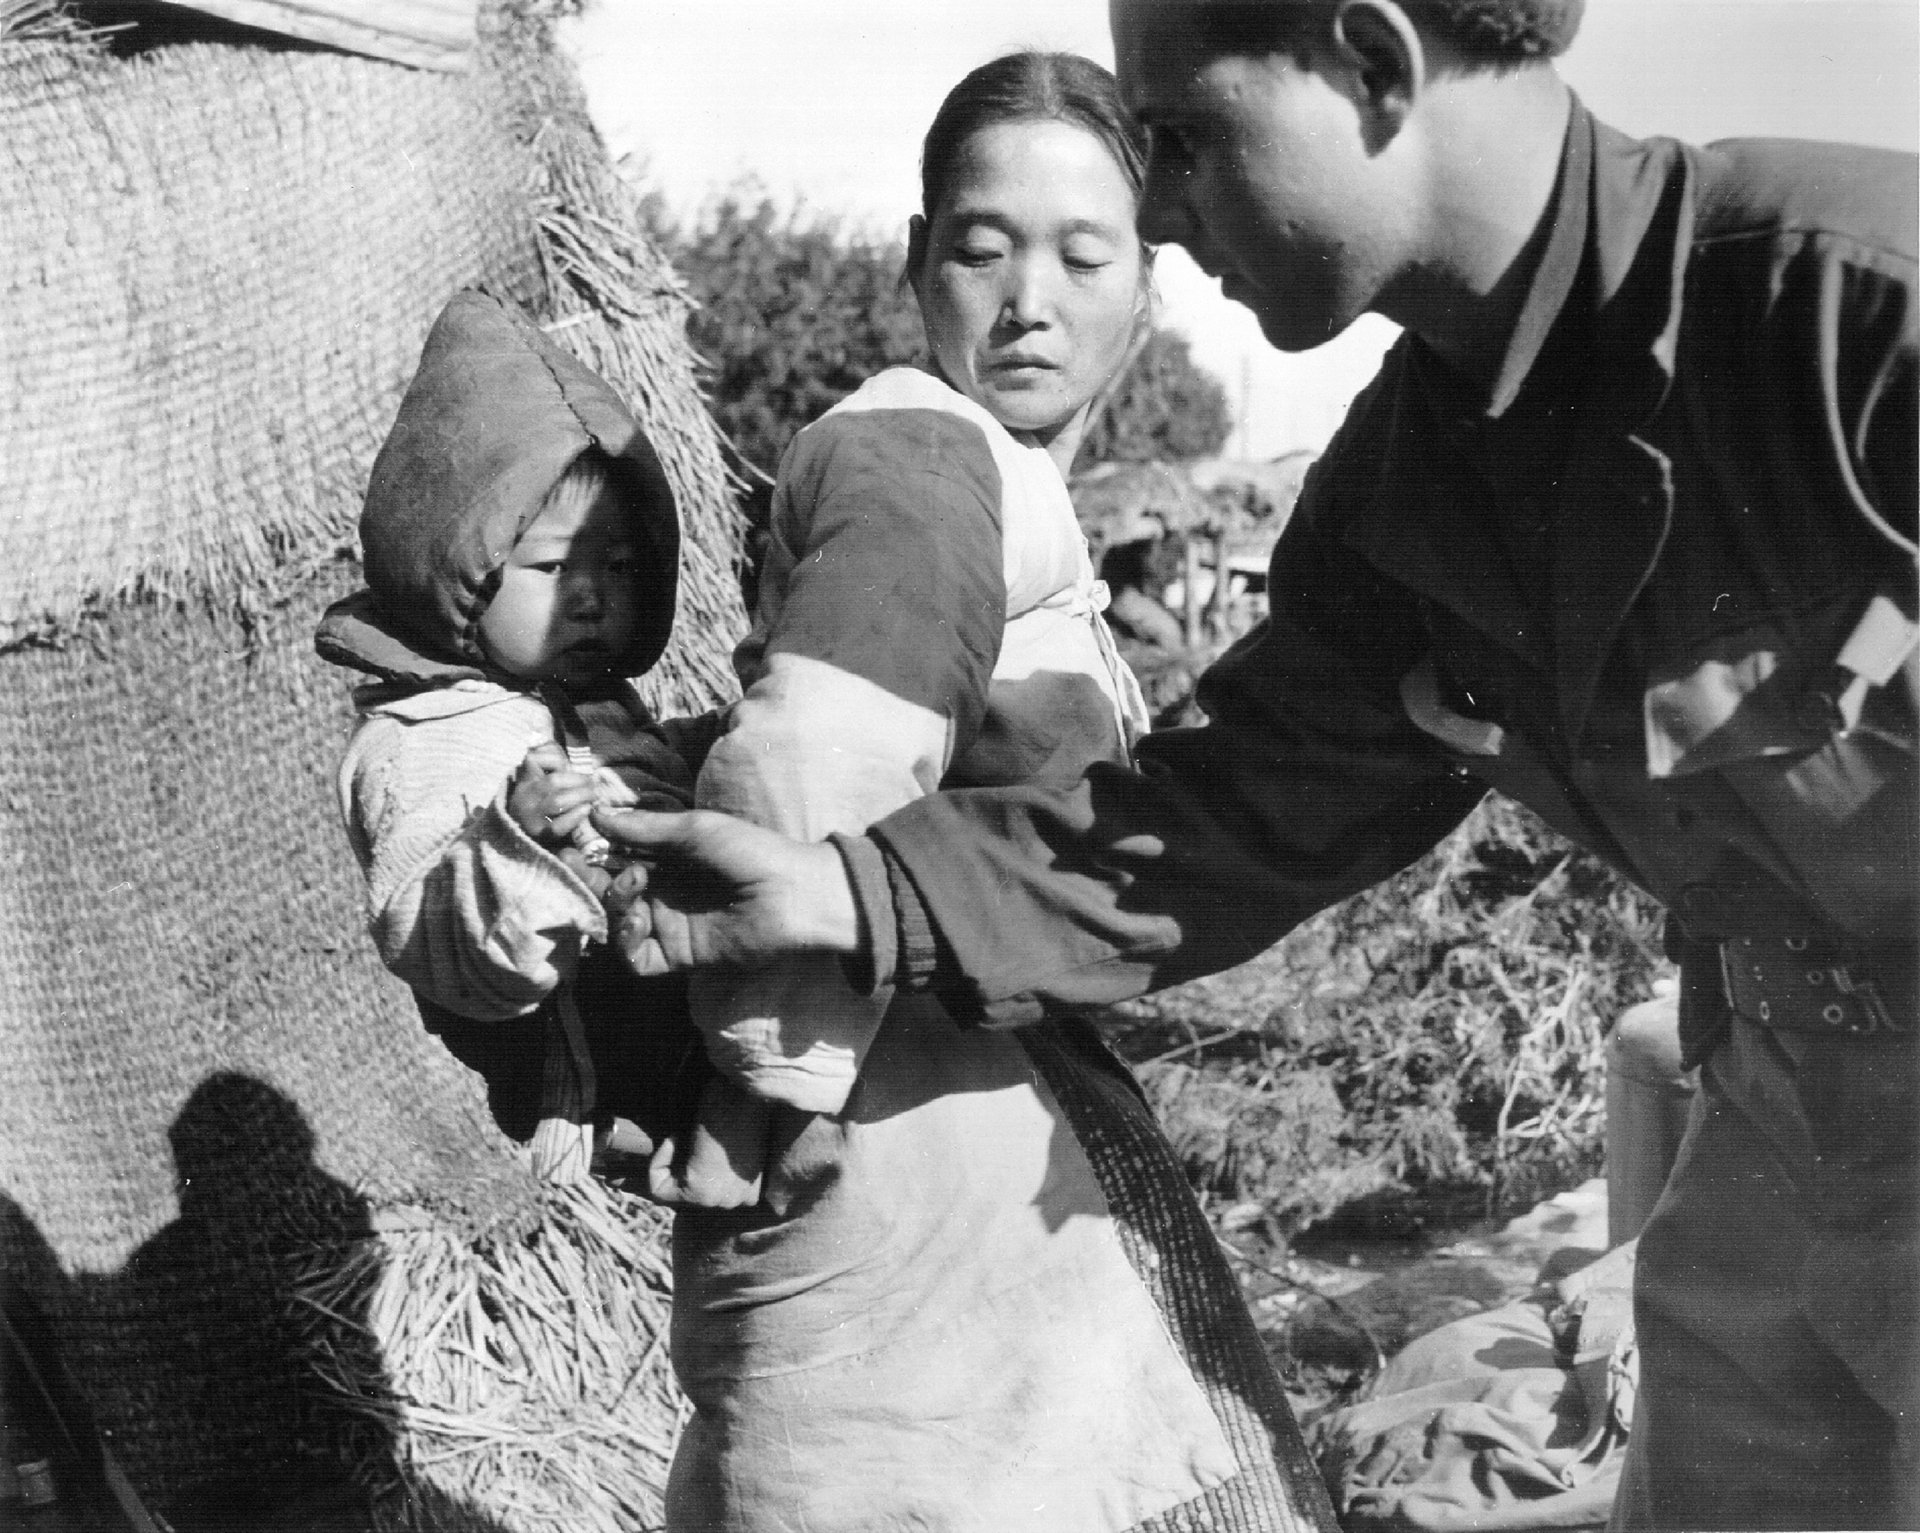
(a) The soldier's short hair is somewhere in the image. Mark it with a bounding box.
[1191,1,1584,67]
[1412,0,1583,59]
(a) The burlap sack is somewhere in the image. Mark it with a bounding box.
[0,4,744,1525]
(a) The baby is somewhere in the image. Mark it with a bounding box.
[317,289,715,1184]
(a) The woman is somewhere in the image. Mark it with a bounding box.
[665,53,1333,1533]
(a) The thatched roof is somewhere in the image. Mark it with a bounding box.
[1188,450,1318,524]
[1071,459,1207,547]
[1071,449,1317,549]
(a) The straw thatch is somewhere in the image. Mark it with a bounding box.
[0,1,744,1523]
[296,1182,688,1532]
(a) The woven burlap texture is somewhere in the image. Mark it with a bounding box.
[0,4,744,1525]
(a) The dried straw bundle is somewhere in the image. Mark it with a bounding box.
[297,1181,687,1533]
[0,1,741,1520]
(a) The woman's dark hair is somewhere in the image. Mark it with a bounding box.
[919,52,1148,224]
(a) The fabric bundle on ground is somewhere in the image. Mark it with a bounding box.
[0,1,745,1525]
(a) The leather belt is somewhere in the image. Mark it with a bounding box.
[1720,933,1914,1038]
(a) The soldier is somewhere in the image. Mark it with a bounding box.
[602,2,1918,1526]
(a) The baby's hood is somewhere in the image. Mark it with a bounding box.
[316,290,679,687]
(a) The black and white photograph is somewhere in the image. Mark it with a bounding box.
[2,2,1914,1529]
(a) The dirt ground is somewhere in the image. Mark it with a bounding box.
[1225,1178,1612,1417]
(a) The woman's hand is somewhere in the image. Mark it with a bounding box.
[641,1075,769,1210]
[507,742,599,845]
[595,808,861,976]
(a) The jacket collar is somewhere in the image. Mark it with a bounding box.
[1340,101,1693,742]
[1548,115,1694,743]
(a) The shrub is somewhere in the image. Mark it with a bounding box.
[1102,794,1668,1236]
[653,191,1236,494]
[652,194,924,493]
[1078,329,1232,467]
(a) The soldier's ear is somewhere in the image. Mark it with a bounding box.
[1331,0,1424,139]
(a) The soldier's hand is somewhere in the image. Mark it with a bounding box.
[594,808,860,976]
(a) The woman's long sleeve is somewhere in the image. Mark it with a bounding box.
[339,691,608,1022]
[693,406,1008,1110]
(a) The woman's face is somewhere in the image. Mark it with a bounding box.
[911,118,1146,459]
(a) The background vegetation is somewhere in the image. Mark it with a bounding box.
[1101,795,1668,1242]
[650,195,925,495]
[650,194,1233,493]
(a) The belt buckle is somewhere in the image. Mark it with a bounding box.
[1830,967,1904,1035]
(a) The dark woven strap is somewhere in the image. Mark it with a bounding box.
[1018,1022,1339,1532]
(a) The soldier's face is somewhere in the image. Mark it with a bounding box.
[1111,0,1399,352]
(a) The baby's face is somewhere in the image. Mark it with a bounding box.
[477,480,645,683]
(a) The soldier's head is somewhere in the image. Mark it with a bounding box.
[1111,0,1582,350]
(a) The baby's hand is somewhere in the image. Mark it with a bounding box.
[508,742,599,847]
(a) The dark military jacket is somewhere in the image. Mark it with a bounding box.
[862,103,1917,1058]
